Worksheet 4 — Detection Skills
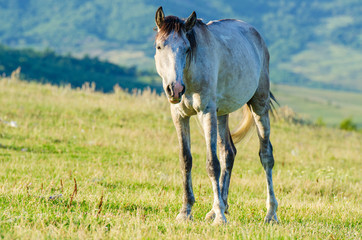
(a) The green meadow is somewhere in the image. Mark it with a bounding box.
[0,78,361,239]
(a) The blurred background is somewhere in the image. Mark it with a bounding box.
[0,0,361,129]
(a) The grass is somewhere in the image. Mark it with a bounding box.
[0,78,361,239]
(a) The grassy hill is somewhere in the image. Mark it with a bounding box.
[0,78,361,238]
[2,45,361,128]
[0,0,361,91]
[272,84,362,128]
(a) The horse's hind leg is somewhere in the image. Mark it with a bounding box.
[171,107,195,221]
[205,114,236,220]
[249,91,279,224]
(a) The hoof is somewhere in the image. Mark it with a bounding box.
[212,214,228,226]
[264,213,279,224]
[176,212,193,222]
[205,210,215,221]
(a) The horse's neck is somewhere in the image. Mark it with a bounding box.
[185,25,217,89]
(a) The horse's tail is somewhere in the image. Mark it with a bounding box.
[231,91,278,144]
[269,91,279,118]
[231,104,255,144]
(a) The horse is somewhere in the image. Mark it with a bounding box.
[154,7,279,225]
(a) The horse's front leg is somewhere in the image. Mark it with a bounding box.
[171,108,195,221]
[198,106,227,225]
[217,114,236,215]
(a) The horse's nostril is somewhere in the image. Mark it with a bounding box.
[166,84,173,96]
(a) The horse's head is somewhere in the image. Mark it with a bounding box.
[154,7,197,104]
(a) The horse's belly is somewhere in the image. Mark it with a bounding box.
[216,91,254,116]
[216,69,259,116]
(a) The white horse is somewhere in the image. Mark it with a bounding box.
[154,7,278,225]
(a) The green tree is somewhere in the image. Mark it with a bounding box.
[339,117,357,131]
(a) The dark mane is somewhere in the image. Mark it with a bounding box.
[156,16,184,39]
[155,16,205,59]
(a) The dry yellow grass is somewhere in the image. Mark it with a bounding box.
[0,78,361,239]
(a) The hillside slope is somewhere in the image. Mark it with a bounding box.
[0,0,361,91]
[0,78,361,238]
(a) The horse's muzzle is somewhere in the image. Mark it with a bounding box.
[165,82,185,104]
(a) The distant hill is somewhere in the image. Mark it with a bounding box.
[0,0,361,91]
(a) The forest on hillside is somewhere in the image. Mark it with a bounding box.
[0,45,161,92]
[0,0,361,92]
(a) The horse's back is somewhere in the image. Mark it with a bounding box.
[207,19,267,63]
[206,19,268,115]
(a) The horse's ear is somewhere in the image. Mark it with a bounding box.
[155,6,165,31]
[185,11,197,32]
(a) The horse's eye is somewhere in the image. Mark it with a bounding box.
[157,46,161,50]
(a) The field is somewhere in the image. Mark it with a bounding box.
[0,78,361,239]
[272,84,362,128]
